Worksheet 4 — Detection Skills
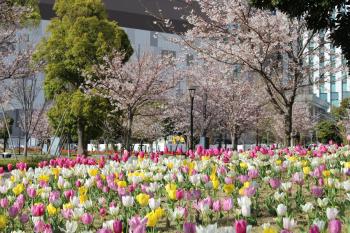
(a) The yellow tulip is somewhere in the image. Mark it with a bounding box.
[263,226,278,233]
[322,170,331,177]
[12,183,24,196]
[154,207,164,218]
[303,166,310,175]
[239,162,248,169]
[47,203,57,216]
[38,174,50,183]
[146,212,158,227]
[0,215,7,229]
[212,179,219,190]
[136,193,150,206]
[88,169,98,177]
[345,162,350,169]
[223,184,234,194]
[117,181,127,188]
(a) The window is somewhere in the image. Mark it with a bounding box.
[186,54,193,66]
[331,100,339,106]
[150,31,158,47]
[331,92,339,100]
[161,50,176,59]
[320,93,328,101]
[331,83,336,92]
[343,91,350,99]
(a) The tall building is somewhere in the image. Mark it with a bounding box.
[310,31,350,110]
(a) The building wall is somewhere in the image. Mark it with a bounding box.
[309,31,350,110]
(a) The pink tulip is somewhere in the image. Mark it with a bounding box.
[81,213,93,225]
[212,200,221,212]
[129,216,147,233]
[235,219,247,233]
[221,198,233,211]
[0,167,4,174]
[0,198,9,208]
[176,189,185,200]
[328,219,342,233]
[27,187,37,198]
[31,203,45,216]
[269,178,281,189]
[7,163,13,172]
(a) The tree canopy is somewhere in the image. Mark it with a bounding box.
[34,0,133,154]
[250,0,350,68]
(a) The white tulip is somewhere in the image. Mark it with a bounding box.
[283,217,296,230]
[276,204,287,216]
[301,202,314,213]
[342,180,350,191]
[122,195,134,207]
[326,207,339,220]
[149,198,161,210]
[109,206,119,216]
[313,219,325,231]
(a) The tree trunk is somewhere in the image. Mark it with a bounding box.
[231,132,239,151]
[3,137,7,152]
[77,119,86,155]
[284,106,293,147]
[125,108,133,152]
[24,133,28,157]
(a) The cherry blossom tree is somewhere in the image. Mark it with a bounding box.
[0,1,34,82]
[167,59,265,149]
[32,112,52,153]
[164,0,346,145]
[86,52,179,150]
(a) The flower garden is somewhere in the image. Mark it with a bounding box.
[0,145,349,233]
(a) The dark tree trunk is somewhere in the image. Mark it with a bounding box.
[284,105,293,147]
[77,119,86,155]
[3,137,7,152]
[24,133,28,157]
[125,108,133,152]
[231,132,239,151]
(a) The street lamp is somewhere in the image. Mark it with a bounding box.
[188,86,196,151]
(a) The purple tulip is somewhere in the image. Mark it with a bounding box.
[309,225,320,233]
[113,219,123,233]
[311,186,324,198]
[19,214,29,224]
[183,222,196,233]
[8,206,19,217]
[328,219,342,233]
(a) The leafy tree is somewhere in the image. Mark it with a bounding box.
[316,120,343,144]
[331,97,350,121]
[250,0,350,68]
[34,0,133,154]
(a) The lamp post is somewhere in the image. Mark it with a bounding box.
[189,86,196,151]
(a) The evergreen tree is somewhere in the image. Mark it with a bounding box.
[34,0,133,154]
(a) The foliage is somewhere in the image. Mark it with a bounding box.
[34,0,133,153]
[316,120,343,144]
[0,155,49,171]
[47,90,111,143]
[250,0,350,68]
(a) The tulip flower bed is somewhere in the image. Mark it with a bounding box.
[0,145,349,233]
